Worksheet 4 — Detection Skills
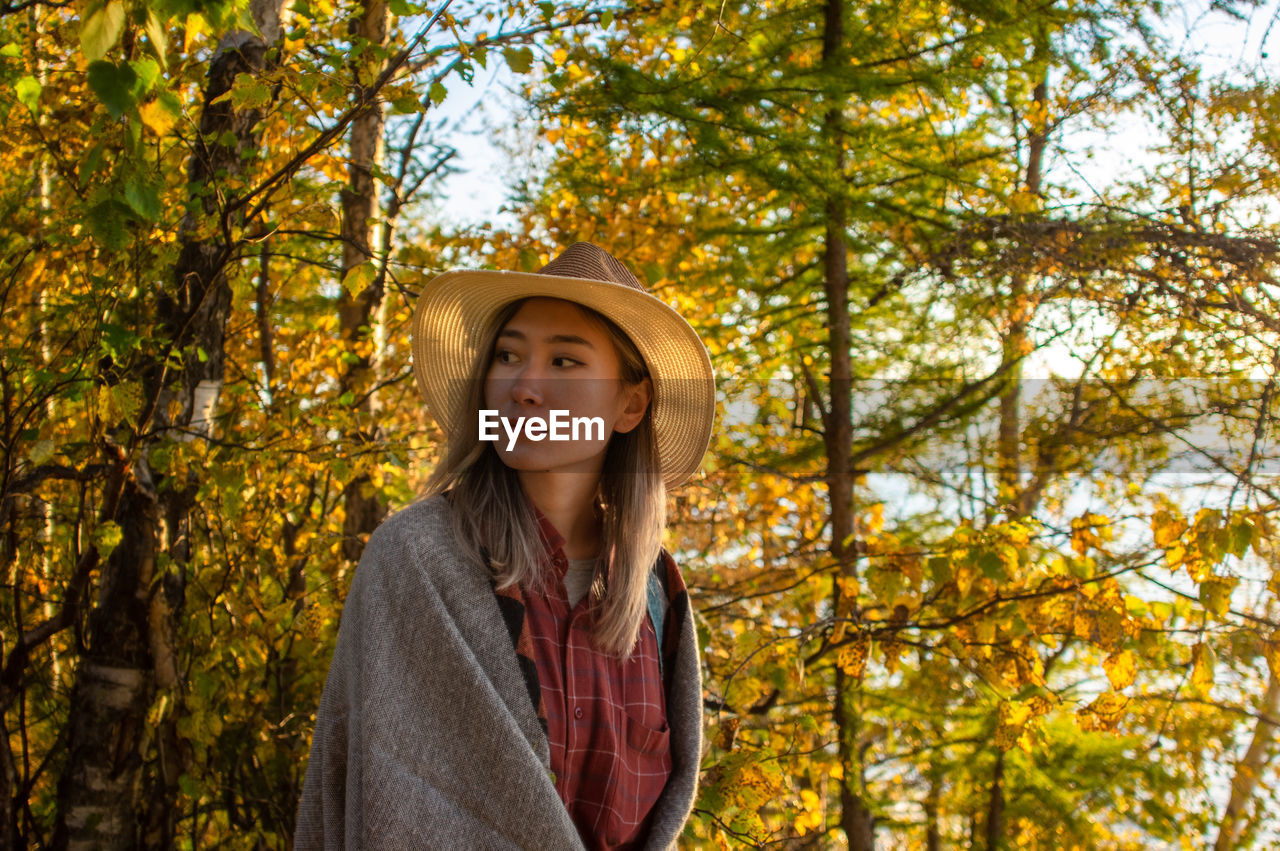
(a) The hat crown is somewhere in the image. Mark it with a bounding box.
[537,242,646,292]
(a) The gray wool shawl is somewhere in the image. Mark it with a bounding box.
[295,496,704,849]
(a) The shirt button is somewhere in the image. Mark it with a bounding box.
[573,706,584,720]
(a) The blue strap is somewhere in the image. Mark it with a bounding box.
[646,560,668,678]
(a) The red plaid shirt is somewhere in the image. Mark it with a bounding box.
[492,513,681,850]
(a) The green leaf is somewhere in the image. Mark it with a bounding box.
[93,521,124,559]
[503,46,534,74]
[388,0,411,15]
[81,0,126,62]
[87,199,135,249]
[977,551,1004,579]
[15,76,41,112]
[145,9,168,67]
[79,144,105,188]
[338,390,356,407]
[390,95,420,114]
[129,57,161,94]
[538,1,554,18]
[101,322,141,359]
[87,59,138,118]
[123,178,161,221]
[194,671,218,699]
[926,555,952,584]
[108,382,144,422]
[1228,519,1253,558]
[126,113,142,148]
[601,9,614,28]
[230,73,273,110]
[428,80,447,106]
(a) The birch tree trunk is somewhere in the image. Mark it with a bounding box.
[1212,668,1280,850]
[1213,540,1280,851]
[52,3,285,844]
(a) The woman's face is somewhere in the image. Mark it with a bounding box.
[483,298,651,478]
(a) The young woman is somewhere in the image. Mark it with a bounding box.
[295,243,715,850]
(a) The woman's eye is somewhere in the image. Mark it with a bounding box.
[552,356,582,368]
[494,349,518,364]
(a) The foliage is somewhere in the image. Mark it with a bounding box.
[1,0,1278,847]
[512,0,1280,847]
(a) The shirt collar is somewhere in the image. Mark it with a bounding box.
[531,505,569,576]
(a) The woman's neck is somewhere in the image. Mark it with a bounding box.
[517,470,602,560]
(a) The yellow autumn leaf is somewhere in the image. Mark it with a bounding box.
[867,502,885,533]
[139,99,178,135]
[1198,574,1238,617]
[836,633,868,678]
[1077,691,1130,732]
[1103,649,1137,690]
[1152,509,1186,548]
[795,788,823,834]
[1191,643,1216,693]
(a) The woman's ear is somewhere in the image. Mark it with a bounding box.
[613,377,653,434]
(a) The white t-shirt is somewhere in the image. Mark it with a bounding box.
[563,557,597,607]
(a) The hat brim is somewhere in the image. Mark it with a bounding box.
[411,269,715,489]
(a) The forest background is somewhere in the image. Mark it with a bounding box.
[1,0,1279,847]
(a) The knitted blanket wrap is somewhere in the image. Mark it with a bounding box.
[295,496,703,849]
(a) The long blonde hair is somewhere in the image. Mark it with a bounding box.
[423,298,666,658]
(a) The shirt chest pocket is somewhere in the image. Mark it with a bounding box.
[598,705,672,848]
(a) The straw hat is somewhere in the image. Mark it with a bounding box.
[410,242,715,489]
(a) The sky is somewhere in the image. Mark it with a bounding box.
[427,51,524,228]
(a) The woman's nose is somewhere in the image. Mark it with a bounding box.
[508,367,543,406]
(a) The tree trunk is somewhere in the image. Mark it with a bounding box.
[982,59,1048,851]
[52,479,159,850]
[1212,654,1280,849]
[338,0,391,563]
[924,763,942,851]
[821,0,875,846]
[53,6,283,844]
[998,70,1045,516]
[984,750,1006,850]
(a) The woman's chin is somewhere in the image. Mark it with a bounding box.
[495,444,609,477]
